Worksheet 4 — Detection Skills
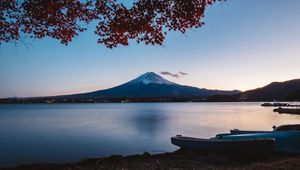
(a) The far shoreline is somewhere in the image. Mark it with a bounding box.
[0,101,295,104]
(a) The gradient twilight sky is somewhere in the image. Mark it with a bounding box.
[1,0,300,98]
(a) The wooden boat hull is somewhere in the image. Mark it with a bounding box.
[171,136,275,154]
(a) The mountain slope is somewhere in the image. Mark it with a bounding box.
[240,79,300,101]
[66,72,240,99]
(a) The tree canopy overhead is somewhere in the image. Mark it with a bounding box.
[1,0,222,48]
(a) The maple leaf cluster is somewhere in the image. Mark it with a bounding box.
[0,0,222,48]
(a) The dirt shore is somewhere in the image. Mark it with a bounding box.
[1,149,300,170]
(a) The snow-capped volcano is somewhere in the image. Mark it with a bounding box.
[127,72,176,85]
[56,72,241,100]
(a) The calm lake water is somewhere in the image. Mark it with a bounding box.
[0,102,300,166]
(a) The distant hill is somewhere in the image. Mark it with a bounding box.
[287,90,300,101]
[240,79,300,101]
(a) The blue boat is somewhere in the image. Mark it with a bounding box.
[171,124,300,154]
[171,135,275,154]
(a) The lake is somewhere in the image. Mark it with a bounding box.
[0,102,300,166]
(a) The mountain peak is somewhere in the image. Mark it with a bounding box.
[127,72,176,85]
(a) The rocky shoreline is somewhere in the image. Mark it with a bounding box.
[1,149,300,170]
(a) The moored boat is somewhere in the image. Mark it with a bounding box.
[226,124,300,154]
[171,124,300,154]
[171,135,275,154]
[261,103,275,106]
[230,124,300,134]
[273,107,300,114]
[222,131,300,154]
[261,102,300,107]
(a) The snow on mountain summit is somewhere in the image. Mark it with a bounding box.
[127,72,177,85]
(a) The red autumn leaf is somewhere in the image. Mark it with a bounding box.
[0,0,223,47]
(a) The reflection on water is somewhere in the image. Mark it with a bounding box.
[0,102,300,166]
[128,108,167,136]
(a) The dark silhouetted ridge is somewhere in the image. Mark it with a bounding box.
[240,79,300,101]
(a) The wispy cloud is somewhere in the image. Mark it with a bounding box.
[179,71,188,76]
[160,71,179,78]
[160,71,188,78]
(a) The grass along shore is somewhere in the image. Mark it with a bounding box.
[1,149,300,170]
